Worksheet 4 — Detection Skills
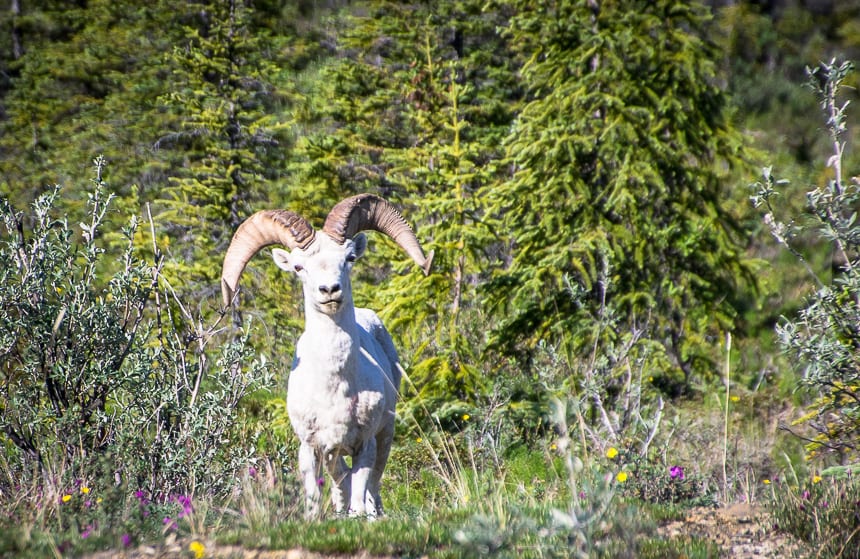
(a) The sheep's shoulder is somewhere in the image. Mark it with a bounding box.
[355,308,401,391]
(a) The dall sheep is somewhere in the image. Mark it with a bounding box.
[220,194,432,518]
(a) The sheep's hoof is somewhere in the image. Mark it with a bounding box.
[347,509,379,521]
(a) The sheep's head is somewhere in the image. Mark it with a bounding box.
[220,194,433,310]
[270,233,366,316]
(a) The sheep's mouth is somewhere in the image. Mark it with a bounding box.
[319,298,343,311]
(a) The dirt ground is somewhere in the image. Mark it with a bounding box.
[84,503,804,559]
[657,503,804,558]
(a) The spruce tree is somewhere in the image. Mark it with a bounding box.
[488,0,755,386]
[0,1,179,206]
[152,0,291,300]
[286,0,517,419]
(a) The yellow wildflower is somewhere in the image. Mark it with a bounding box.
[730,395,740,402]
[415,437,422,443]
[606,447,619,459]
[189,540,205,559]
[550,443,557,451]
[462,414,470,421]
[80,486,90,495]
[616,472,628,483]
[763,479,771,485]
[62,494,72,503]
[812,475,822,484]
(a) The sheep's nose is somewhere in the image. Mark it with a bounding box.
[319,283,341,295]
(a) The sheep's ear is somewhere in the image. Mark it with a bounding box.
[352,233,367,259]
[272,248,295,272]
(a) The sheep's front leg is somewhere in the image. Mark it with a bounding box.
[298,442,323,519]
[348,437,377,517]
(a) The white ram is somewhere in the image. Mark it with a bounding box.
[220,194,432,518]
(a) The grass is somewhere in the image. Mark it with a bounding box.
[263,515,466,557]
[0,376,814,559]
[0,327,828,559]
[765,466,860,559]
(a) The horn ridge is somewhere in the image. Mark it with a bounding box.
[221,209,315,307]
[323,194,432,275]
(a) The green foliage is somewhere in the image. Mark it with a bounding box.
[528,264,673,457]
[0,166,153,469]
[0,162,273,540]
[153,0,292,297]
[488,0,754,386]
[285,0,517,420]
[619,458,715,507]
[752,59,860,462]
[0,1,181,218]
[377,41,512,424]
[766,471,860,559]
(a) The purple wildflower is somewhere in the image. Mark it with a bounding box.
[669,466,685,480]
[121,534,132,548]
[175,495,193,518]
[249,466,257,478]
[316,477,325,488]
[802,490,811,500]
[134,490,149,506]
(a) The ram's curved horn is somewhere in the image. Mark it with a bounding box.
[323,193,433,276]
[221,210,315,307]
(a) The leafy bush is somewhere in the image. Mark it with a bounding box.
[751,59,860,462]
[0,168,154,478]
[0,159,273,540]
[766,469,860,559]
[619,456,715,507]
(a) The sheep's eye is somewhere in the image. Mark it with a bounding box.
[346,254,357,263]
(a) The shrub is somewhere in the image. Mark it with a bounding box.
[0,170,153,479]
[766,469,860,559]
[0,159,273,539]
[751,59,860,463]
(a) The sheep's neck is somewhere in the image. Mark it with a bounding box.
[302,303,360,383]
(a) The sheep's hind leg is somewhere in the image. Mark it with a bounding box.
[326,453,351,516]
[298,443,323,519]
[348,437,377,517]
[366,430,393,516]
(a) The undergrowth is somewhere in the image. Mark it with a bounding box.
[751,58,860,559]
[4,60,856,558]
[0,174,785,557]
[766,467,860,559]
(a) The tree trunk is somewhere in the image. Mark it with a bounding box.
[11,0,22,59]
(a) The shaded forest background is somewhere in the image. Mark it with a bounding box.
[3,0,857,375]
[1,0,859,534]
